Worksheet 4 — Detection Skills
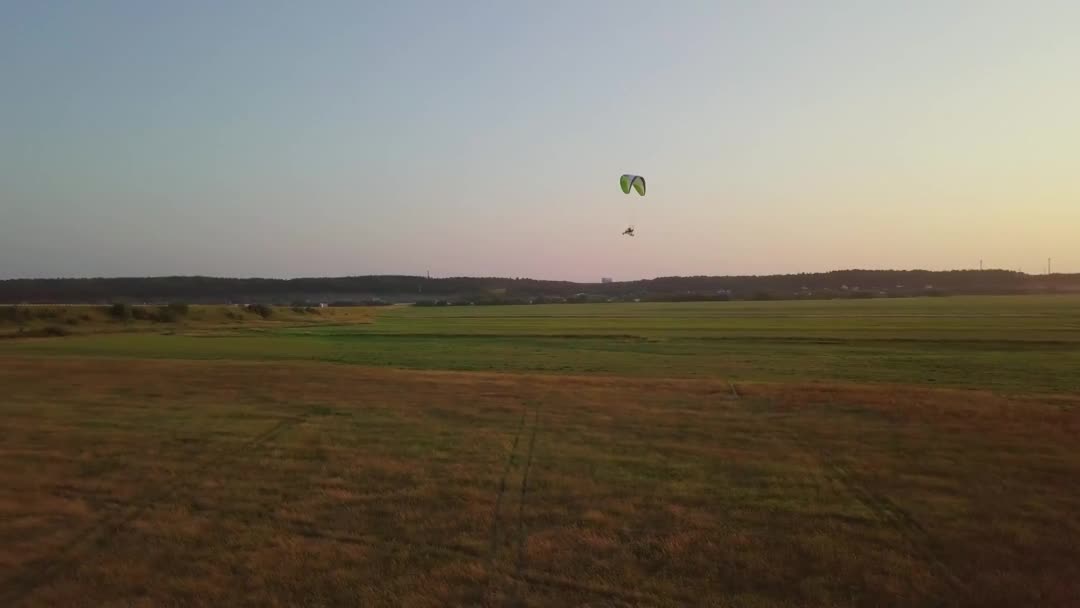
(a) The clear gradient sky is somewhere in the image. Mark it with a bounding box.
[2,1,1078,281]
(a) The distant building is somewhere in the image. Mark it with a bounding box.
[601,277,614,284]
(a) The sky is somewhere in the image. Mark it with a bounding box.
[2,1,1078,281]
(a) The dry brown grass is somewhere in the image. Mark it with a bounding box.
[1,357,1078,606]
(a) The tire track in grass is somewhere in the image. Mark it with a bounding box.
[751,393,967,597]
[731,386,965,598]
[483,407,528,603]
[489,408,528,559]
[507,408,539,607]
[515,570,672,606]
[0,415,304,607]
[516,409,539,571]
[287,525,484,562]
[817,455,967,595]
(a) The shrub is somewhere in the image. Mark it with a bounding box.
[166,302,189,316]
[42,325,71,337]
[34,308,60,320]
[246,303,273,318]
[109,303,133,320]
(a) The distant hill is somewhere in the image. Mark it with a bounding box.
[2,270,1078,304]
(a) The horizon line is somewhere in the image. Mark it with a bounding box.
[1,267,1071,284]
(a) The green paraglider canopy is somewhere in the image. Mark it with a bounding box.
[620,174,646,196]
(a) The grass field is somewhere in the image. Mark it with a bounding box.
[2,296,1079,606]
[0,304,376,338]
[5,297,1080,393]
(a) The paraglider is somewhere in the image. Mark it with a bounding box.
[620,174,646,196]
[619,174,645,236]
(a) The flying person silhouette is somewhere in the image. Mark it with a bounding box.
[619,175,645,238]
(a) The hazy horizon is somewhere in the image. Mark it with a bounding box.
[0,265,1068,285]
[3,1,1078,281]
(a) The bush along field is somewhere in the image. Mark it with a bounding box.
[0,304,376,338]
[1,296,1079,606]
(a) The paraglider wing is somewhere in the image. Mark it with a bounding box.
[620,174,646,196]
[619,174,646,236]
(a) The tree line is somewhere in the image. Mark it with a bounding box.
[1,270,1077,304]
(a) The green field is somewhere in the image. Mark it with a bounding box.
[5,296,1080,393]
[2,297,1079,606]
